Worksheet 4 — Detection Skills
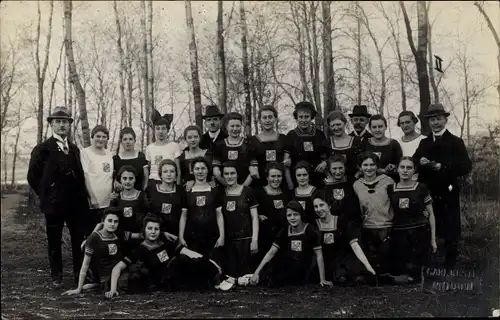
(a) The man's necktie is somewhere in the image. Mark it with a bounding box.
[62,144,69,155]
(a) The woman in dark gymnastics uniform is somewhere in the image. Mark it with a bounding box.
[248,105,292,189]
[113,127,148,192]
[250,200,332,288]
[212,112,252,187]
[312,189,375,286]
[110,165,148,255]
[104,214,225,297]
[220,161,259,283]
[362,115,403,182]
[325,111,364,182]
[255,162,290,262]
[285,101,329,187]
[292,161,321,224]
[147,159,185,236]
[62,208,124,296]
[179,157,225,265]
[388,157,437,283]
[177,125,212,190]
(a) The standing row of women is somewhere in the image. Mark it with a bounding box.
[55,100,455,297]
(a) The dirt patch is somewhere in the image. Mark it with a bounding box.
[1,191,499,318]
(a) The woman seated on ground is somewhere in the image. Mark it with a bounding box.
[148,159,185,236]
[62,207,124,296]
[292,161,321,224]
[249,200,332,288]
[220,161,259,286]
[352,151,395,284]
[312,191,376,285]
[104,214,225,298]
[388,157,437,283]
[110,165,149,256]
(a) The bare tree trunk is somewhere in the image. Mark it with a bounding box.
[141,0,151,144]
[114,1,127,129]
[126,37,133,127]
[240,1,252,136]
[249,48,260,134]
[44,41,65,140]
[64,0,90,146]
[10,117,21,187]
[147,0,154,113]
[355,1,362,105]
[216,0,228,112]
[311,2,321,115]
[474,1,500,108]
[2,134,8,186]
[400,1,431,134]
[137,60,145,149]
[185,0,203,129]
[36,0,54,143]
[290,2,311,101]
[322,1,334,118]
[426,2,439,103]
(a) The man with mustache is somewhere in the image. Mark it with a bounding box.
[413,103,472,269]
[348,105,373,141]
[27,107,89,288]
[199,105,228,151]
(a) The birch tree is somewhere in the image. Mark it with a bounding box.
[216,0,228,112]
[140,0,151,143]
[114,1,127,128]
[185,0,203,128]
[322,1,335,117]
[64,0,90,146]
[240,1,252,135]
[35,0,54,143]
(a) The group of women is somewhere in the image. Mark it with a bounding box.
[62,101,437,298]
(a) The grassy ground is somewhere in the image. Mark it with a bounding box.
[1,187,499,318]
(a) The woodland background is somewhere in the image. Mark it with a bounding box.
[0,0,499,198]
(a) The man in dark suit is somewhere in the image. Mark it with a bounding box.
[413,103,472,269]
[27,107,89,288]
[348,105,373,141]
[199,105,228,150]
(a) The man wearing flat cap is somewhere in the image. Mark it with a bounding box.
[199,105,228,151]
[348,105,373,141]
[27,107,89,288]
[413,103,472,269]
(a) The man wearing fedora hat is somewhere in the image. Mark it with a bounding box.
[27,106,89,288]
[413,103,472,269]
[199,105,228,151]
[348,105,373,141]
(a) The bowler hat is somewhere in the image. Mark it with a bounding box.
[202,105,224,119]
[46,106,73,123]
[348,105,371,118]
[293,101,317,119]
[424,103,450,118]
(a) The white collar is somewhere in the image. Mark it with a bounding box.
[208,129,220,139]
[433,128,447,137]
[53,133,68,144]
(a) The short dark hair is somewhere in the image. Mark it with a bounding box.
[258,105,278,119]
[222,161,238,173]
[191,157,210,172]
[265,161,284,177]
[286,200,306,221]
[142,213,162,236]
[119,127,136,141]
[116,165,137,182]
[328,154,347,168]
[397,111,419,127]
[91,125,109,139]
[294,160,312,176]
[184,125,203,139]
[158,159,177,179]
[369,114,388,128]
[225,112,243,123]
[358,151,380,167]
[101,206,121,222]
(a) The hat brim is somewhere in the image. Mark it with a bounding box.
[202,114,224,119]
[47,116,74,123]
[423,112,450,118]
[348,113,371,118]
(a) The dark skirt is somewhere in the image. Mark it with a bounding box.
[390,225,431,278]
[361,228,391,275]
[224,238,254,278]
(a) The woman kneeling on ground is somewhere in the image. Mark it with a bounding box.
[249,200,332,288]
[104,214,225,297]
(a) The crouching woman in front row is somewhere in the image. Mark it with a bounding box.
[105,214,223,298]
[250,200,332,288]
